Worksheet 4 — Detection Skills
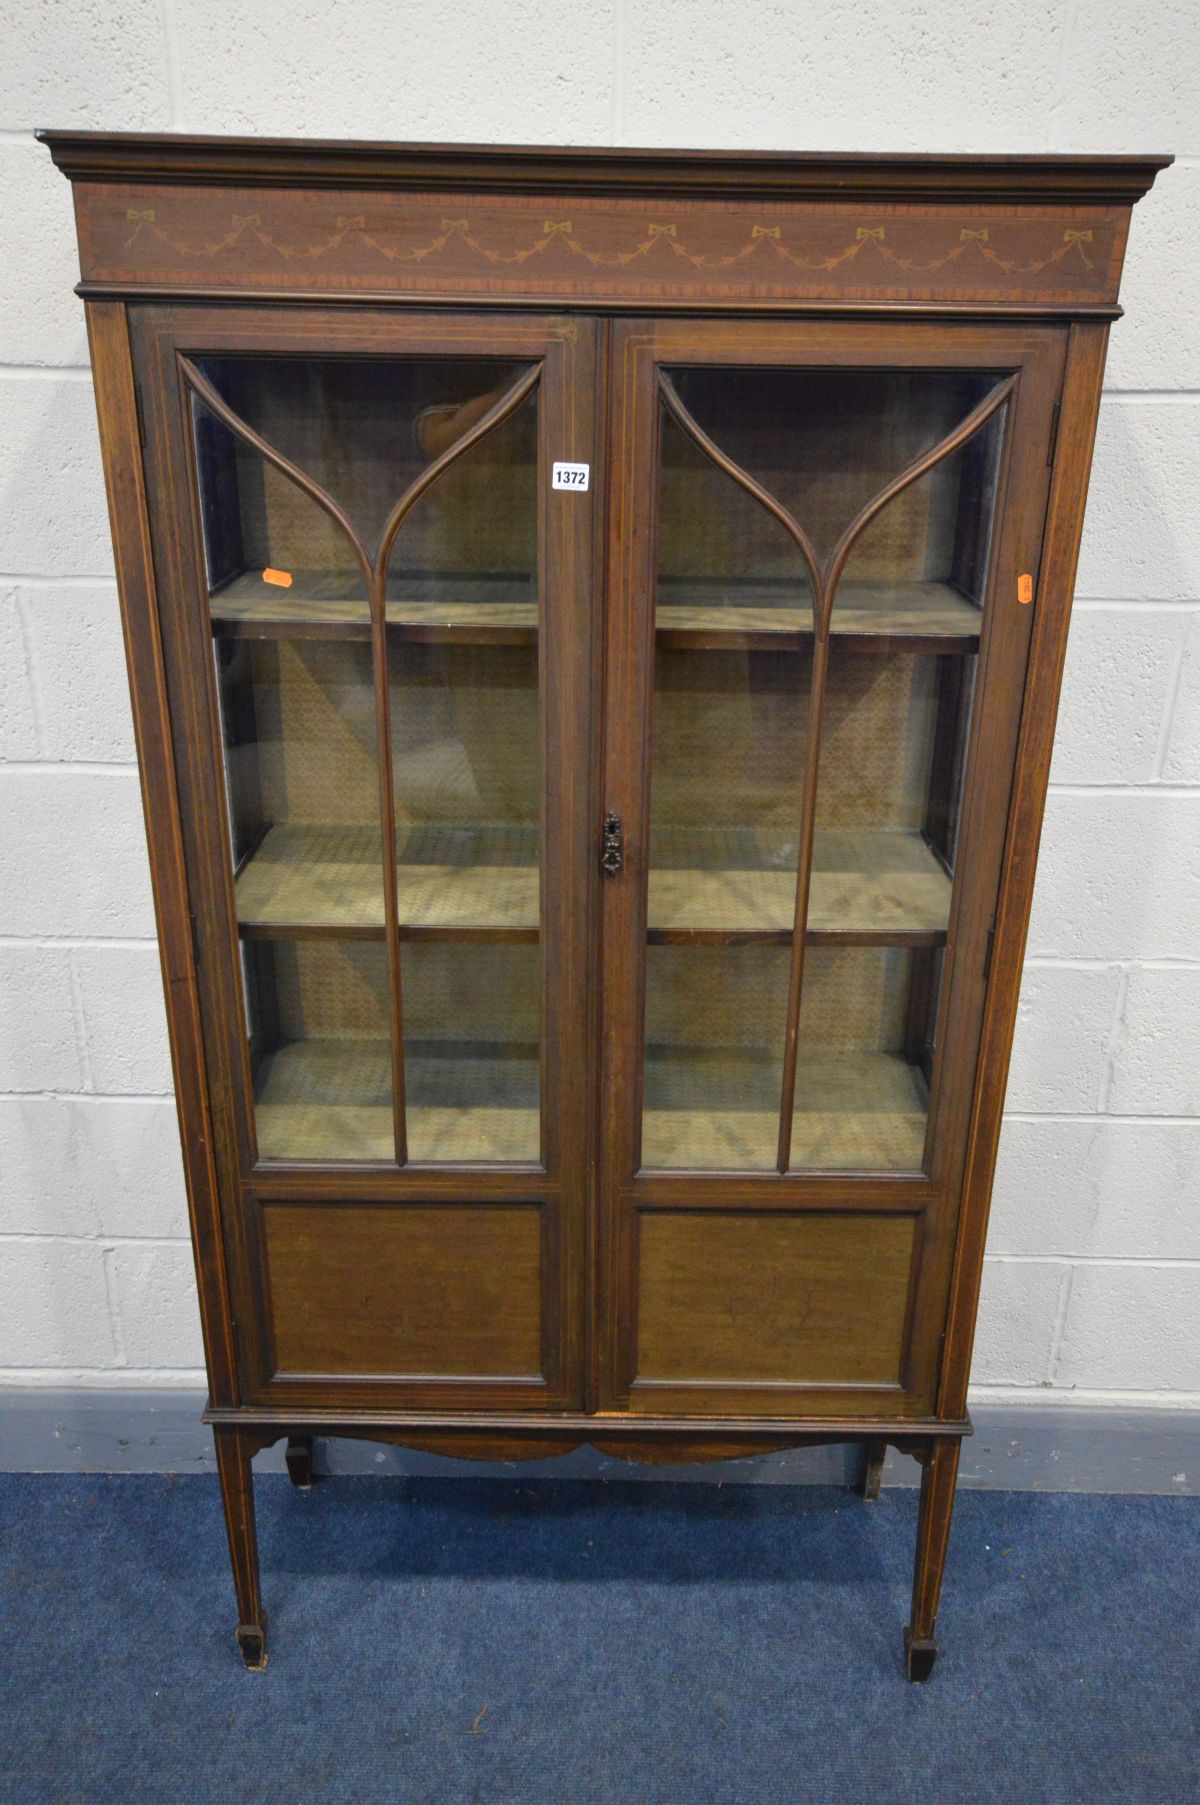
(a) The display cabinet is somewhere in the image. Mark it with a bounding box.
[42,131,1168,1676]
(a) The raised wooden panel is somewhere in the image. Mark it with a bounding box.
[635,1210,917,1386]
[261,1202,543,1377]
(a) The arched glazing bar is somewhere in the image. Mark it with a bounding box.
[658,373,825,615]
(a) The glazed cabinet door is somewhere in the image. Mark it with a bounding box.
[133,307,598,1412]
[598,318,1064,1418]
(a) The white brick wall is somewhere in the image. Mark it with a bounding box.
[1,0,1196,1410]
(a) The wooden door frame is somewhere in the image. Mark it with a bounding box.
[129,302,601,1415]
[595,315,1067,1419]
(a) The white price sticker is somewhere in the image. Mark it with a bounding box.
[552,461,590,492]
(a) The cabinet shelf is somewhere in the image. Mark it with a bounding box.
[253,1035,928,1172]
[210,570,539,645]
[641,1046,929,1172]
[656,578,981,653]
[648,828,951,945]
[253,1035,539,1164]
[234,823,541,941]
[234,822,950,946]
[209,570,981,653]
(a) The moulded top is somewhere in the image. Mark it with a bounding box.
[36,129,1172,206]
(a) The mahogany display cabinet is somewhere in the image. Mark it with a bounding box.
[42,131,1168,1676]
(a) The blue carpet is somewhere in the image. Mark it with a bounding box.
[0,1474,1196,1804]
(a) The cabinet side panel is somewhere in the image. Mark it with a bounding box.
[940,321,1111,1420]
[84,300,238,1403]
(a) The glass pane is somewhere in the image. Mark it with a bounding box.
[658,366,996,643]
[811,646,945,937]
[196,382,388,1163]
[403,944,540,1163]
[387,382,537,630]
[191,353,541,1168]
[645,376,813,1169]
[641,362,1006,1175]
[644,379,814,1165]
[196,356,533,629]
[648,644,810,941]
[386,383,541,1161]
[658,404,816,637]
[218,636,383,927]
[793,401,1004,1173]
[248,939,392,1162]
[837,392,1003,619]
[195,351,530,570]
[390,641,539,933]
[193,392,370,630]
[643,946,784,1171]
[789,947,929,1171]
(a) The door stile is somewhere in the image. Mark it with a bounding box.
[535,352,557,1183]
[596,322,658,1403]
[534,317,602,1399]
[582,315,614,1415]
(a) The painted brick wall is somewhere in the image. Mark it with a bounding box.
[1,0,1197,1409]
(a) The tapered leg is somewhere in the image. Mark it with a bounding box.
[213,1426,268,1669]
[285,1434,315,1490]
[860,1438,887,1501]
[904,1437,960,1681]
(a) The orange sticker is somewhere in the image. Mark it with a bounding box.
[262,568,293,589]
[1017,573,1034,604]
